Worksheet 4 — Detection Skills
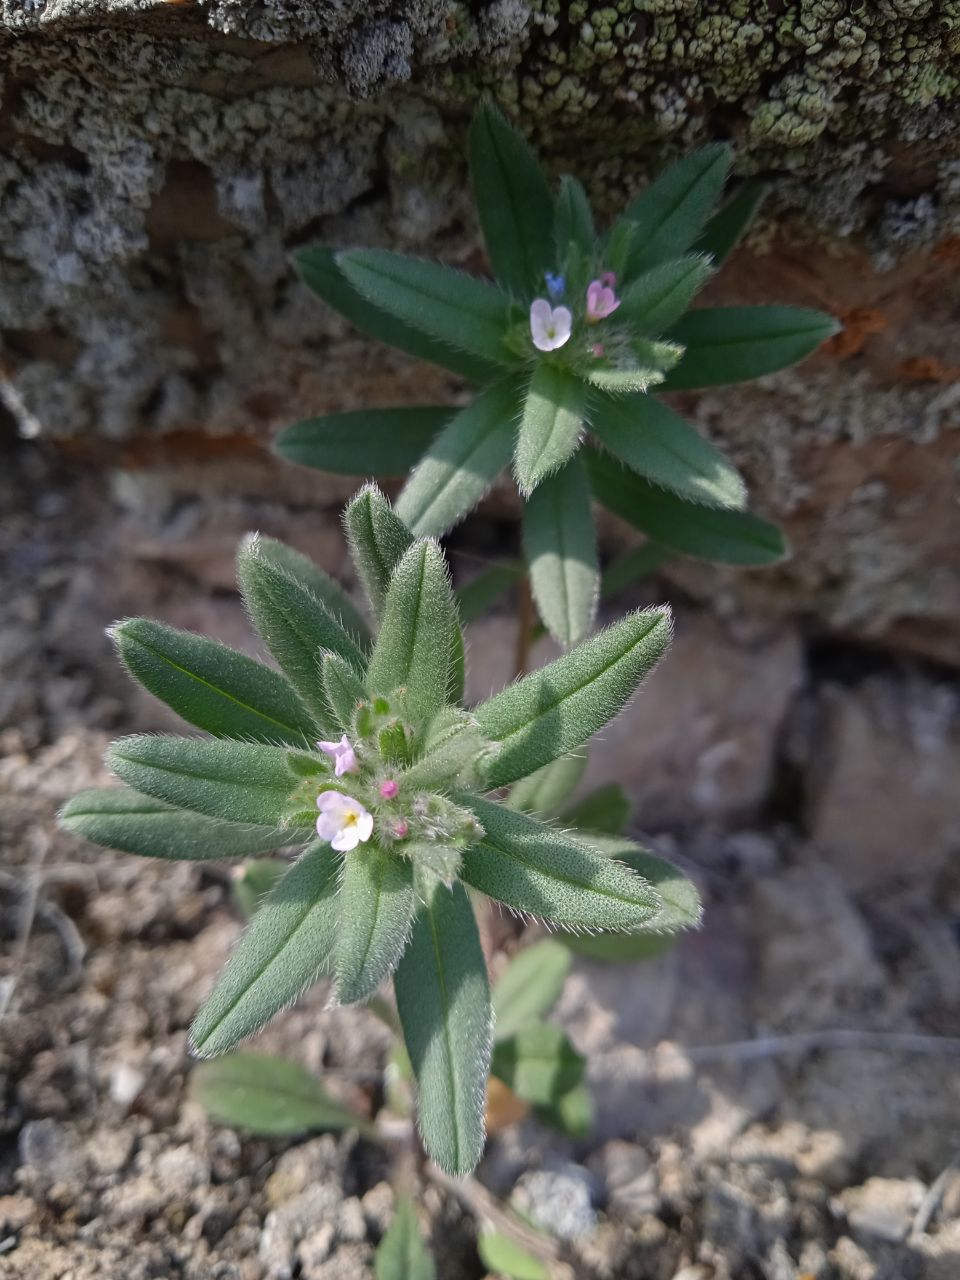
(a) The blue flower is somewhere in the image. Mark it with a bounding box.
[544,272,566,300]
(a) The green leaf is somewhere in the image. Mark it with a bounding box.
[400,707,493,791]
[343,484,414,620]
[454,560,524,624]
[293,246,494,383]
[395,377,522,537]
[470,102,555,296]
[588,392,747,510]
[375,1197,437,1280]
[477,1230,549,1280]
[661,306,841,389]
[191,842,340,1057]
[584,365,665,396]
[587,834,702,934]
[394,880,492,1176]
[507,753,587,822]
[254,535,371,652]
[366,540,457,725]
[514,363,585,496]
[475,607,672,789]
[273,407,452,479]
[491,1022,585,1105]
[691,178,769,265]
[460,798,661,932]
[555,174,595,256]
[111,618,317,746]
[618,255,714,333]
[237,535,366,730]
[536,1082,594,1140]
[107,736,303,827]
[232,859,288,919]
[338,249,515,368]
[586,446,787,566]
[320,652,367,733]
[601,543,670,598]
[334,847,416,1005]
[621,144,731,277]
[190,1052,365,1137]
[523,454,598,646]
[562,782,632,835]
[491,939,572,1041]
[60,787,295,861]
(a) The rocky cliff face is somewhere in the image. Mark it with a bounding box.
[1,1,958,654]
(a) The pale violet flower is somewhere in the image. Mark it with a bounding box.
[530,298,573,352]
[316,791,374,852]
[317,734,358,776]
[544,271,566,299]
[586,276,620,323]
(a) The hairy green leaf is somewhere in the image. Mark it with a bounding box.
[622,144,730,276]
[396,378,522,537]
[334,847,416,1005]
[601,543,670,598]
[470,102,555,296]
[338,250,515,367]
[692,179,769,265]
[586,446,787,566]
[232,859,288,919]
[375,1197,437,1280]
[514,363,585,496]
[343,484,414,619]
[618,255,713,333]
[661,306,841,389]
[492,939,572,1042]
[320,652,366,733]
[400,707,493,791]
[394,880,491,1176]
[293,246,494,383]
[555,174,595,256]
[254,535,371,651]
[274,407,451,478]
[475,608,671,788]
[477,1230,549,1280]
[584,365,665,396]
[454,560,524,624]
[191,842,340,1057]
[588,392,747,510]
[523,455,598,645]
[461,798,661,932]
[562,782,632,836]
[60,787,295,860]
[112,618,317,746]
[587,835,702,933]
[191,1052,365,1136]
[491,1022,585,1104]
[507,753,587,822]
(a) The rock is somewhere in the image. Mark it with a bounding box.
[512,1162,598,1241]
[587,1141,659,1222]
[264,1136,353,1208]
[839,1177,926,1245]
[300,1244,375,1279]
[359,1181,394,1236]
[17,1119,88,1191]
[260,1183,342,1279]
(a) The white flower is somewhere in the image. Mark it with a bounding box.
[317,734,359,777]
[316,791,373,852]
[530,298,573,352]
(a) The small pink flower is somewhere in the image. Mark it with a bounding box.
[586,277,620,323]
[392,820,409,839]
[317,734,358,777]
[316,791,373,852]
[600,271,617,289]
[530,298,573,352]
[379,779,399,799]
[591,343,605,358]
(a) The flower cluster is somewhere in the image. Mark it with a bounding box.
[529,271,621,353]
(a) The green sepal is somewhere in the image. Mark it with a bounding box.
[491,938,572,1042]
[375,1197,437,1280]
[554,174,595,257]
[523,454,598,646]
[60,787,296,861]
[334,846,416,1005]
[394,880,492,1176]
[621,144,730,277]
[274,407,452,478]
[190,841,340,1057]
[507,753,587,821]
[514,363,585,496]
[320,651,367,733]
[191,1052,368,1137]
[398,839,462,888]
[618,255,714,333]
[343,484,414,620]
[470,102,555,296]
[111,617,318,747]
[586,446,787,566]
[475,607,671,788]
[562,782,632,835]
[491,1022,585,1105]
[253,535,371,651]
[692,178,769,264]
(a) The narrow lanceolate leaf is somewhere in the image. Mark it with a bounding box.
[583,834,702,934]
[588,392,748,510]
[375,1197,437,1280]
[461,797,661,931]
[107,736,302,828]
[523,455,598,645]
[338,250,515,367]
[618,255,714,333]
[584,365,664,396]
[586,446,787,566]
[394,880,492,1176]
[562,782,632,836]
[293,246,495,383]
[621,144,731,277]
[232,859,288,919]
[691,179,769,265]
[191,1052,366,1137]
[661,306,841,389]
[491,1023,585,1105]
[395,378,522,537]
[191,842,340,1057]
[507,753,587,821]
[60,787,295,860]
[320,652,366,733]
[454,560,524,624]
[475,608,672,788]
[601,543,670,598]
[343,484,413,619]
[514,364,585,496]
[470,102,555,296]
[366,540,457,724]
[477,1230,549,1280]
[400,707,492,791]
[491,939,572,1042]
[112,618,318,746]
[274,407,452,479]
[555,174,595,256]
[334,847,415,1005]
[252,534,371,655]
